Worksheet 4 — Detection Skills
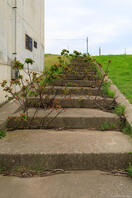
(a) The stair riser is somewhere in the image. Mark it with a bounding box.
[27,98,114,109]
[63,72,97,75]
[68,69,97,73]
[44,88,100,96]
[64,75,100,80]
[0,153,131,171]
[51,80,101,87]
[7,117,120,130]
[70,62,93,66]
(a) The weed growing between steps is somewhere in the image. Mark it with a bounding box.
[100,122,117,131]
[122,123,132,137]
[99,105,128,131]
[0,130,6,139]
[126,152,132,178]
[114,105,126,116]
[127,161,132,178]
[113,105,132,136]
[101,82,115,98]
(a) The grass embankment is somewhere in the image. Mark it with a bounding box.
[45,54,132,104]
[45,54,61,71]
[94,55,132,104]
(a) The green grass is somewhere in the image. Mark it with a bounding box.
[0,130,6,139]
[101,81,115,98]
[44,54,60,71]
[114,105,126,116]
[122,123,132,137]
[94,55,132,104]
[100,122,116,131]
[127,159,132,178]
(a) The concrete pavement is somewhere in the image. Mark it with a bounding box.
[0,171,132,198]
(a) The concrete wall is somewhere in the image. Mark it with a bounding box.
[0,0,44,104]
[17,0,44,72]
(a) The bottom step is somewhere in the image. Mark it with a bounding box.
[0,130,132,171]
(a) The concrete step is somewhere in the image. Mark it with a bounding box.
[67,68,97,73]
[68,63,97,70]
[69,62,94,67]
[7,108,121,130]
[44,86,100,96]
[0,130,132,171]
[51,80,101,87]
[63,73,100,80]
[27,96,115,109]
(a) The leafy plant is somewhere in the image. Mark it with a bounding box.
[0,130,6,139]
[0,58,67,129]
[100,122,109,131]
[67,82,73,87]
[114,105,126,116]
[100,122,116,131]
[122,123,132,137]
[101,81,115,98]
[126,153,132,178]
[127,163,132,177]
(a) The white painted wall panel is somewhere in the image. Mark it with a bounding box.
[0,0,44,104]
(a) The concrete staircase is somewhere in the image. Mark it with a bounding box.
[0,58,132,172]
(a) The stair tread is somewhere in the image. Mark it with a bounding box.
[45,86,98,90]
[0,130,132,154]
[29,95,112,100]
[14,108,118,118]
[51,79,101,87]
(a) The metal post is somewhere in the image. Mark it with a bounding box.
[86,37,89,55]
[12,0,17,80]
[12,0,17,57]
[99,47,101,56]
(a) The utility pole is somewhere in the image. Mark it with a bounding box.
[99,47,101,56]
[86,37,89,55]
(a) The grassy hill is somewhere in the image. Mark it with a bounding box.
[45,54,61,71]
[94,55,132,104]
[44,54,132,104]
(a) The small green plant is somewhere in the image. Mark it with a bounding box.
[100,122,116,131]
[67,82,73,87]
[126,153,132,178]
[122,123,132,137]
[0,130,6,139]
[127,164,132,177]
[100,122,109,131]
[109,122,116,129]
[101,81,115,98]
[114,105,126,116]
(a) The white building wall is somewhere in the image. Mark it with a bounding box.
[0,0,44,104]
[16,0,44,72]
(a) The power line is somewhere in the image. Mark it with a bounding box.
[46,38,86,40]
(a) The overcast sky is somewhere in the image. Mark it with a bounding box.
[45,0,132,55]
